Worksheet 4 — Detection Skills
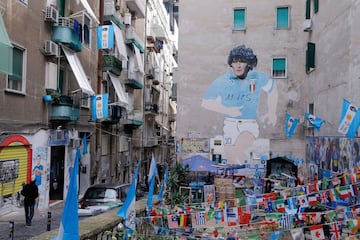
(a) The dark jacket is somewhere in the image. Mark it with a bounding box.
[21,181,39,205]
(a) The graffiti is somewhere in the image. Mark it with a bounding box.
[180,138,210,153]
[0,159,19,183]
[201,45,278,164]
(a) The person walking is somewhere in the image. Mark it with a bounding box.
[21,175,39,226]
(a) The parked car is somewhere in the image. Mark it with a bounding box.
[78,183,129,216]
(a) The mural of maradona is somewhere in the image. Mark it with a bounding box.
[201,45,278,165]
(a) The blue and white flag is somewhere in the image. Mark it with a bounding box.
[305,112,325,131]
[91,94,109,120]
[147,154,158,211]
[117,160,140,233]
[53,147,80,240]
[338,99,360,138]
[269,230,283,240]
[285,113,299,138]
[155,165,168,203]
[82,133,88,155]
[96,25,114,49]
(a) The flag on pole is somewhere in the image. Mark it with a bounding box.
[53,147,80,240]
[82,133,88,155]
[285,113,299,138]
[116,160,140,233]
[155,165,168,203]
[338,99,360,138]
[305,112,325,131]
[147,153,158,211]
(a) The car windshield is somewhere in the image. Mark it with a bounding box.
[83,188,117,200]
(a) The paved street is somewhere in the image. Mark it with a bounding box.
[0,202,64,240]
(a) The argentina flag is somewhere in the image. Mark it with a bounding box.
[338,99,360,138]
[91,94,109,120]
[304,112,325,131]
[53,147,81,240]
[285,113,298,138]
[96,25,114,49]
[117,160,140,233]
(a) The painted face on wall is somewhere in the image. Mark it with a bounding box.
[230,60,249,79]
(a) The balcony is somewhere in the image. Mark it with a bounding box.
[125,0,145,18]
[125,26,144,53]
[125,70,143,89]
[102,55,122,76]
[49,95,80,122]
[101,105,122,125]
[52,17,82,52]
[123,111,143,130]
[144,103,159,114]
[143,137,159,147]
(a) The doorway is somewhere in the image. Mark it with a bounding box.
[49,146,65,201]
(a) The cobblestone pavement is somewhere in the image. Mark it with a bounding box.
[0,202,64,240]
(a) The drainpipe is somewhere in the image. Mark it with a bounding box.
[96,0,104,179]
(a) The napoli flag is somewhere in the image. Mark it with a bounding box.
[96,25,114,49]
[285,113,299,138]
[117,160,140,232]
[305,112,325,131]
[82,133,88,155]
[338,99,360,138]
[147,153,158,210]
[53,147,81,240]
[155,165,168,202]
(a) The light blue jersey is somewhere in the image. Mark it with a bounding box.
[203,69,272,119]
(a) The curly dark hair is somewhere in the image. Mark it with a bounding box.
[227,45,258,70]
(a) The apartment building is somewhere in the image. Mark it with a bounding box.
[176,0,360,181]
[0,0,177,213]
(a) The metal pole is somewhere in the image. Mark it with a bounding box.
[47,212,51,231]
[8,221,14,240]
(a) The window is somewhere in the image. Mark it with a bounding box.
[306,42,315,73]
[7,45,26,93]
[81,92,90,108]
[272,58,286,78]
[82,13,91,48]
[276,7,289,29]
[306,0,319,19]
[233,8,245,30]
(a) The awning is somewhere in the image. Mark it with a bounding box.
[62,46,95,95]
[0,13,13,75]
[134,44,144,74]
[80,0,100,24]
[108,72,128,107]
[113,22,127,61]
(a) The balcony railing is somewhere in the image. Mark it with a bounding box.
[52,17,82,52]
[49,95,80,122]
[125,26,144,53]
[103,55,122,76]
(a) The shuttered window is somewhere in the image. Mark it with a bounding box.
[306,42,316,73]
[233,8,245,30]
[272,58,286,78]
[276,7,289,29]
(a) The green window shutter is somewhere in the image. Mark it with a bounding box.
[305,0,311,19]
[234,9,245,30]
[273,58,286,71]
[306,42,315,72]
[276,7,289,29]
[9,47,23,81]
[57,0,65,17]
[314,0,319,13]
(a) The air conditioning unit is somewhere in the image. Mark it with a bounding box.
[303,19,312,32]
[124,13,131,25]
[43,40,59,56]
[44,6,58,23]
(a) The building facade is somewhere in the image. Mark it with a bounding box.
[0,0,177,213]
[175,0,360,182]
